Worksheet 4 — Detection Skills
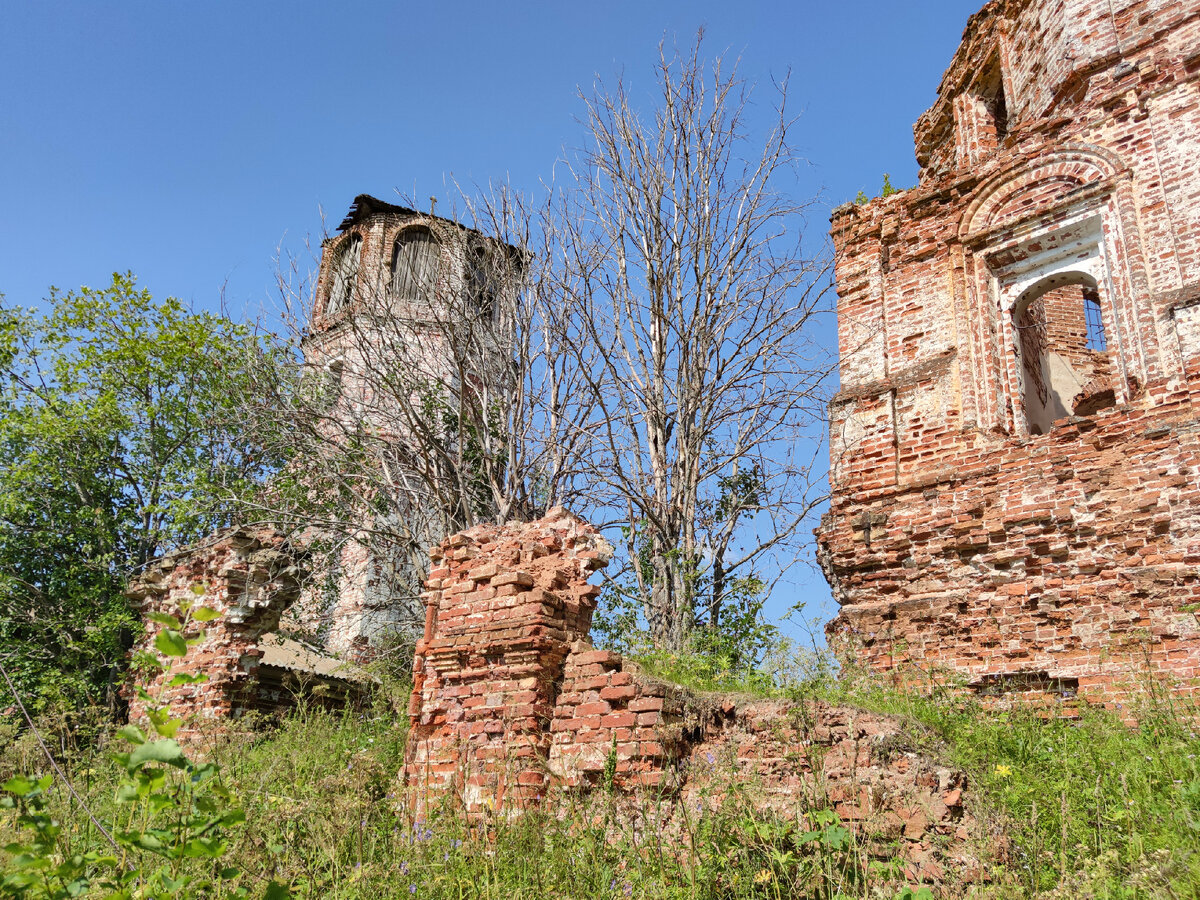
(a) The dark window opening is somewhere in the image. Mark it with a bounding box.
[975,55,1009,149]
[467,246,497,321]
[988,86,1008,143]
[325,359,343,393]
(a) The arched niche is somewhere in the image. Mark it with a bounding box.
[955,145,1156,436]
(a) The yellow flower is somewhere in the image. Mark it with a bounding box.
[753,869,774,885]
[995,764,1013,778]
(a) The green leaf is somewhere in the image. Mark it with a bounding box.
[117,724,147,745]
[145,611,181,629]
[131,651,164,672]
[155,628,187,657]
[130,832,166,852]
[128,739,187,771]
[182,836,226,858]
[221,808,246,827]
[2,776,37,797]
[191,606,220,622]
[150,716,180,739]
[264,881,293,900]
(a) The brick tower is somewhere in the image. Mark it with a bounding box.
[296,195,518,659]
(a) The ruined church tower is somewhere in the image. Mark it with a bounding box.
[819,0,1200,701]
[298,195,516,658]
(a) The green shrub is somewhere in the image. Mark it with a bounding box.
[0,598,277,898]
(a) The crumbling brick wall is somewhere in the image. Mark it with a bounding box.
[125,527,353,741]
[403,513,987,882]
[403,508,613,809]
[678,700,980,884]
[819,0,1200,702]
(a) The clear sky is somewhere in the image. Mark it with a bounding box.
[0,0,982,637]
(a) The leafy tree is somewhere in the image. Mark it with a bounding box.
[0,274,278,715]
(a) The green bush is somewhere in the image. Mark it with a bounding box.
[0,598,279,899]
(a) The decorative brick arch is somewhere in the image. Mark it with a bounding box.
[954,144,1158,435]
[959,144,1126,240]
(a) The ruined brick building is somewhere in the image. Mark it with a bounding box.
[124,198,517,730]
[292,195,518,659]
[125,527,367,740]
[818,0,1200,701]
[403,511,984,881]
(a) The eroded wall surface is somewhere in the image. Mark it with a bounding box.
[125,527,362,741]
[819,0,1200,700]
[403,513,986,882]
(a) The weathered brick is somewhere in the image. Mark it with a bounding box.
[819,0,1200,706]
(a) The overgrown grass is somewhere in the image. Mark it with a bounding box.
[629,637,837,696]
[0,693,926,898]
[3,664,1200,898]
[829,677,1200,898]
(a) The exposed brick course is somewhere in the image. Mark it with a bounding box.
[125,527,363,742]
[403,508,614,809]
[403,514,989,880]
[819,0,1200,701]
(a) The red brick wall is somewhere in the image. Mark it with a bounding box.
[821,0,1200,701]
[402,514,989,882]
[403,509,613,810]
[125,528,308,741]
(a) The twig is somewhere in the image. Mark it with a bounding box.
[0,658,123,857]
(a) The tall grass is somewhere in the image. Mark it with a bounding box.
[829,676,1200,898]
[3,665,1200,898]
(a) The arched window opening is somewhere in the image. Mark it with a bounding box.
[955,54,1009,166]
[391,228,441,302]
[327,234,362,314]
[1015,272,1115,434]
[978,57,1009,146]
[324,358,344,397]
[467,245,498,321]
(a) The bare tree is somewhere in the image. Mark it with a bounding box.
[236,189,601,653]
[557,35,834,652]
[232,34,830,659]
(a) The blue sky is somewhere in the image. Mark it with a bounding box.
[0,0,981,636]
